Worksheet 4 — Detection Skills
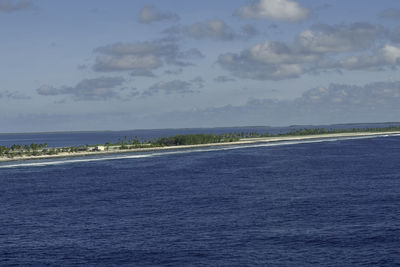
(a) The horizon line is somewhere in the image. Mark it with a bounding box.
[1,121,400,135]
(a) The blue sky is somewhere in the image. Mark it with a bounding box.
[1,0,400,132]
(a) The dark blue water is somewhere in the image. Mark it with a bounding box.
[1,136,400,265]
[1,122,400,148]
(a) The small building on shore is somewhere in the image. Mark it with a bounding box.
[94,146,105,151]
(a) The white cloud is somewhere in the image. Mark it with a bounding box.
[93,41,198,72]
[0,90,31,99]
[249,41,318,64]
[94,54,162,72]
[130,69,156,77]
[37,77,126,101]
[338,44,400,70]
[297,23,385,53]
[187,20,235,41]
[147,81,400,127]
[218,41,317,80]
[143,80,197,96]
[217,22,398,80]
[36,85,59,96]
[162,20,259,42]
[219,42,400,80]
[237,0,310,22]
[383,43,400,58]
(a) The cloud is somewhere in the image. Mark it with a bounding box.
[9,81,400,131]
[121,87,140,98]
[289,82,400,122]
[36,85,59,96]
[163,21,259,41]
[250,41,319,64]
[217,22,397,80]
[0,0,32,13]
[214,76,235,83]
[93,40,198,72]
[0,90,31,99]
[297,82,400,106]
[138,6,179,24]
[164,68,183,75]
[218,42,400,80]
[93,42,163,71]
[391,27,400,43]
[236,0,310,22]
[297,23,385,53]
[37,77,126,101]
[186,20,236,41]
[190,76,205,88]
[161,25,182,37]
[241,24,259,38]
[218,41,318,80]
[14,79,400,130]
[379,8,400,20]
[296,80,400,110]
[130,69,156,77]
[77,64,88,70]
[336,44,400,70]
[181,48,205,58]
[143,78,203,96]
[148,80,400,127]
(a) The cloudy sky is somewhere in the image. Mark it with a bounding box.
[1,0,400,132]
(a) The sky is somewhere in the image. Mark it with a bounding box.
[1,0,400,132]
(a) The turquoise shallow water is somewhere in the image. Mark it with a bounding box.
[1,135,400,265]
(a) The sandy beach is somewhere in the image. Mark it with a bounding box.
[1,131,399,163]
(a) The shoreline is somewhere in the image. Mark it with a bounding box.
[1,131,399,163]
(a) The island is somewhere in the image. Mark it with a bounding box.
[1,126,400,163]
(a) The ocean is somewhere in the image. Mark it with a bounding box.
[0,133,400,265]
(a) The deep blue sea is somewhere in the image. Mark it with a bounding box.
[1,134,400,265]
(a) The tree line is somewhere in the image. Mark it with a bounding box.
[2,126,400,158]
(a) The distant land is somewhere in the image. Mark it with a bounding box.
[1,121,400,135]
[1,125,400,163]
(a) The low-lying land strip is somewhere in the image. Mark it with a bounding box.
[1,127,400,163]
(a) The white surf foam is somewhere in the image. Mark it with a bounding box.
[0,134,397,169]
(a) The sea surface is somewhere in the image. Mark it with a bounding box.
[1,135,400,265]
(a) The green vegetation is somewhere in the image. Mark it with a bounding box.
[1,126,400,160]
[273,126,400,137]
[0,143,48,158]
[153,133,239,146]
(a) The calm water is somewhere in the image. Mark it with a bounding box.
[1,136,400,265]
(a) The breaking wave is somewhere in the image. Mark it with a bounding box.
[0,134,397,169]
